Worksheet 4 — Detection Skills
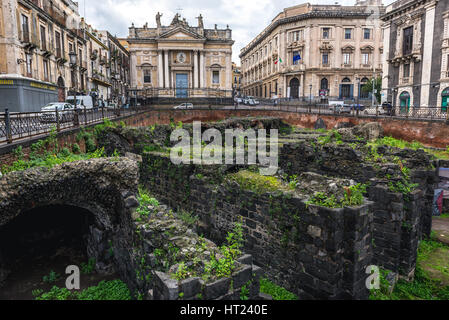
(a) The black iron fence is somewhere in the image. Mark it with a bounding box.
[1,103,448,145]
[0,105,151,144]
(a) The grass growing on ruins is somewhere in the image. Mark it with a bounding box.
[259,278,298,300]
[370,237,449,300]
[226,170,289,194]
[369,136,449,160]
[33,279,131,300]
[136,186,159,218]
[1,129,107,174]
[306,183,368,208]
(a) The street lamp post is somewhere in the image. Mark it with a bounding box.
[356,77,360,117]
[69,51,79,125]
[309,84,313,112]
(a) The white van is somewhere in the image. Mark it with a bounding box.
[66,95,94,110]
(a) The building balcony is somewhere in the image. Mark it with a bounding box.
[442,38,449,49]
[42,0,67,28]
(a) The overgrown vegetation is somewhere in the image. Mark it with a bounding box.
[306,183,368,208]
[136,186,160,219]
[227,170,289,195]
[80,258,96,275]
[42,270,60,284]
[388,164,419,197]
[166,221,245,283]
[259,278,298,300]
[1,126,108,174]
[317,130,343,146]
[369,136,449,160]
[33,279,131,300]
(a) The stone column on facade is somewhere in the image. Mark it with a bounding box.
[226,52,232,92]
[283,75,287,98]
[420,3,437,107]
[382,23,391,103]
[193,50,199,88]
[130,52,137,87]
[158,50,164,88]
[300,73,305,98]
[200,50,205,88]
[164,50,169,89]
[305,25,312,68]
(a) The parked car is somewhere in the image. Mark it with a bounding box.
[328,101,350,114]
[247,96,260,105]
[350,104,365,111]
[106,103,118,110]
[174,103,194,110]
[66,95,94,110]
[364,105,390,116]
[234,97,243,104]
[39,102,75,123]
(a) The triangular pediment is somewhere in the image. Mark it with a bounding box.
[159,27,204,40]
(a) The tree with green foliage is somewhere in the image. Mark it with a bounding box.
[361,76,382,104]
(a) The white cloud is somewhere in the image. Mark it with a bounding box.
[79,0,396,64]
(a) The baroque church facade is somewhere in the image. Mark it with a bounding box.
[126,13,234,99]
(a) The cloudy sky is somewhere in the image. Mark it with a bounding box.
[78,0,395,63]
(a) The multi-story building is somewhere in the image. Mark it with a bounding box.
[126,13,234,101]
[0,0,87,112]
[381,0,449,109]
[100,31,130,105]
[232,62,242,96]
[240,1,385,103]
[84,24,110,103]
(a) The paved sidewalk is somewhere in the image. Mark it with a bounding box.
[432,216,449,245]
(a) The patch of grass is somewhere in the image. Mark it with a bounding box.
[203,221,244,281]
[306,183,368,208]
[227,170,288,194]
[35,279,131,300]
[1,128,107,174]
[136,186,159,218]
[317,130,343,146]
[259,278,298,300]
[370,136,449,160]
[42,270,60,284]
[80,258,96,275]
[177,210,199,227]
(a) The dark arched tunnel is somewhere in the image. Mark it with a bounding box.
[0,205,117,300]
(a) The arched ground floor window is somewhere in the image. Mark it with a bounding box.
[399,91,411,113]
[442,87,449,112]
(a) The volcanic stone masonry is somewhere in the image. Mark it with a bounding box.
[109,118,436,299]
[0,117,441,300]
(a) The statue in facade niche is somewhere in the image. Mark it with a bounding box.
[156,12,162,28]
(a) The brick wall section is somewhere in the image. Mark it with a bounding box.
[2,109,449,167]
[140,152,374,300]
[116,109,449,148]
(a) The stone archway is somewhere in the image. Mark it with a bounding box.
[0,159,140,294]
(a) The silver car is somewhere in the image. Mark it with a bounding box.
[174,103,194,110]
[39,103,75,123]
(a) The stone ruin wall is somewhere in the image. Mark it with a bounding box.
[140,153,374,299]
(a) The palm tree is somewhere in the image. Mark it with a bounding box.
[361,76,382,104]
